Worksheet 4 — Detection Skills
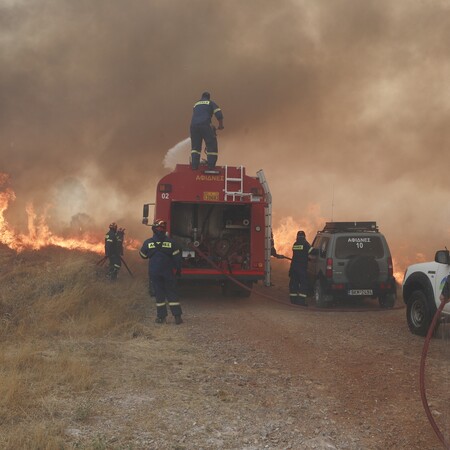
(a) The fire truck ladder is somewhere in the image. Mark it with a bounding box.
[224,166,253,202]
[256,169,272,287]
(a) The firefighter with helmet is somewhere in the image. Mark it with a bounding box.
[190,91,224,170]
[105,222,122,280]
[289,230,311,306]
[117,227,125,256]
[139,219,183,324]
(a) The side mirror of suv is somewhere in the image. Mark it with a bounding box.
[434,249,450,265]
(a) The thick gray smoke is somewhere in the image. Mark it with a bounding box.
[1,0,449,268]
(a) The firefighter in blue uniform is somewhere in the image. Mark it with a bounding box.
[117,227,125,257]
[289,230,311,306]
[190,91,224,170]
[139,219,183,324]
[105,222,121,280]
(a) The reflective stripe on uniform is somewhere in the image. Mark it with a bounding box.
[191,150,201,154]
[293,245,304,250]
[299,293,307,298]
[172,249,180,255]
[114,264,121,269]
[168,302,180,306]
[213,108,221,113]
[194,100,210,107]
[156,302,166,307]
[148,242,155,248]
[162,242,172,248]
[289,293,300,297]
[139,251,148,259]
[206,151,218,155]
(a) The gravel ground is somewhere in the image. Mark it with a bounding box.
[65,262,450,450]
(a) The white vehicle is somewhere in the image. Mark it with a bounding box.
[402,249,450,335]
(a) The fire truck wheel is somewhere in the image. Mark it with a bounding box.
[221,281,232,296]
[221,280,253,297]
[238,281,253,297]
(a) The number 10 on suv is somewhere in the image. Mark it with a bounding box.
[307,222,396,308]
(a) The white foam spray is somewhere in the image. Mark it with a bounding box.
[163,137,191,169]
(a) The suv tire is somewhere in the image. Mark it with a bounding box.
[378,293,395,309]
[406,290,437,336]
[314,279,332,308]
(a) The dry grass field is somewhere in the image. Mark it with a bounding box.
[0,246,148,449]
[1,245,449,450]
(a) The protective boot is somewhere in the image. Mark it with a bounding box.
[174,315,183,325]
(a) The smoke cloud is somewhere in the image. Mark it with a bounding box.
[1,0,449,270]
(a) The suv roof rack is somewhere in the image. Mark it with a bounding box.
[321,221,379,233]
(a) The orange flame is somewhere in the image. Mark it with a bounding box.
[0,173,138,254]
[392,252,427,283]
[272,205,326,258]
[273,208,410,280]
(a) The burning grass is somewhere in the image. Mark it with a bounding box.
[0,246,148,449]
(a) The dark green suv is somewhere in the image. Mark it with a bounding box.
[307,222,396,308]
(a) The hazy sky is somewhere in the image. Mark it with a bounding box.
[1,0,449,269]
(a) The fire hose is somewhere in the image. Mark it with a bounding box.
[419,297,450,449]
[188,246,450,445]
[96,255,134,277]
[188,244,404,313]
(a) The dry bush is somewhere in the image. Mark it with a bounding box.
[1,423,66,450]
[0,342,95,424]
[0,247,149,449]
[0,248,146,340]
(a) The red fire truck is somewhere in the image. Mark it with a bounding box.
[142,164,272,296]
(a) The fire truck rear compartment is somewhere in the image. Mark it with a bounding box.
[171,202,251,270]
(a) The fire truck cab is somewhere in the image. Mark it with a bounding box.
[142,164,272,296]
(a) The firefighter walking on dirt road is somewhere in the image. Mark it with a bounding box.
[105,222,122,280]
[190,91,224,170]
[289,230,311,306]
[139,219,183,324]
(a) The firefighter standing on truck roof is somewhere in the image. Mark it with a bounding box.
[190,91,224,170]
[289,230,311,306]
[139,219,183,324]
[105,222,121,281]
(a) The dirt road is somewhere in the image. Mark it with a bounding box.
[66,260,449,450]
[2,249,447,449]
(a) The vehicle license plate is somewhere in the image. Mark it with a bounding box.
[348,289,373,296]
